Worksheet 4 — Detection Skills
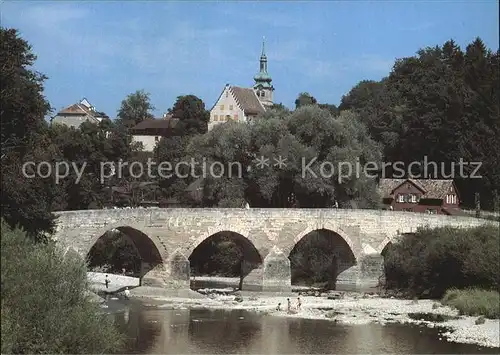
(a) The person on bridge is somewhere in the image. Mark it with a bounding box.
[105,275,110,289]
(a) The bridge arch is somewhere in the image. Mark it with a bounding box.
[86,224,167,261]
[288,223,358,260]
[288,224,358,288]
[86,225,166,278]
[187,228,264,290]
[185,224,261,257]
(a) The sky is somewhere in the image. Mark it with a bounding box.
[2,0,499,119]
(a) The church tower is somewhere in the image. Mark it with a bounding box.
[253,37,274,107]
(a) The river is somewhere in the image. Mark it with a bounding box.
[106,299,499,354]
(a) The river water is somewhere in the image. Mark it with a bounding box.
[107,300,498,354]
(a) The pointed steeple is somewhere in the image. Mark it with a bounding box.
[259,36,268,73]
[253,37,274,107]
[254,37,271,83]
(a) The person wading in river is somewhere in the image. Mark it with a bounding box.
[105,275,110,289]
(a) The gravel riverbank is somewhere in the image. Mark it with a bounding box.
[130,289,500,349]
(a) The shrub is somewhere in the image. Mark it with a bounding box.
[384,225,500,298]
[0,220,124,353]
[441,288,500,319]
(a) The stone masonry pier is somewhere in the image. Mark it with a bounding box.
[53,208,496,293]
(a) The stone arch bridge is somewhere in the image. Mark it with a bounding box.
[53,208,495,292]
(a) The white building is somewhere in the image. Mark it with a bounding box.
[208,39,274,131]
[129,115,179,152]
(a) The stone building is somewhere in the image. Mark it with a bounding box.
[51,98,109,129]
[208,39,274,131]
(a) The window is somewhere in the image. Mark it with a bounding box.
[410,194,418,203]
[397,194,404,203]
[446,194,457,204]
[214,114,218,121]
[225,91,229,98]
[229,105,233,110]
[220,104,224,110]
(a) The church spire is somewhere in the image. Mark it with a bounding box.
[259,36,268,73]
[253,37,274,107]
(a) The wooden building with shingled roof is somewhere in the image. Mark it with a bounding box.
[378,178,466,215]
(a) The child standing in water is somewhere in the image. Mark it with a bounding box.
[104,275,110,289]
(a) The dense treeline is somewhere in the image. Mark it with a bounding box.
[339,38,500,210]
[383,225,500,298]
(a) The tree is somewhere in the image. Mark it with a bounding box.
[339,80,384,113]
[168,94,210,135]
[318,103,339,117]
[117,89,155,127]
[0,28,57,240]
[295,92,317,109]
[0,28,51,156]
[185,106,382,208]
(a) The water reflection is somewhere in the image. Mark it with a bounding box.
[111,302,499,354]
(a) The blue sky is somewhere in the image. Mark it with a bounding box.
[2,1,499,118]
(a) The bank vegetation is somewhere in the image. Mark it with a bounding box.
[383,225,500,317]
[0,220,124,353]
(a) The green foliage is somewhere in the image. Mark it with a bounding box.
[1,27,56,240]
[184,106,382,208]
[0,27,51,155]
[1,220,124,353]
[49,119,141,210]
[87,230,142,275]
[169,94,210,135]
[117,89,155,126]
[441,288,500,318]
[342,38,500,209]
[295,92,317,109]
[384,225,500,298]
